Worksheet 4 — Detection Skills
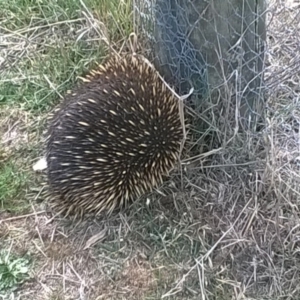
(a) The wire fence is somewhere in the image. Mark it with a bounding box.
[133,0,299,136]
[132,3,300,297]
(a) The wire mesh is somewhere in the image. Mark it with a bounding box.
[133,2,300,297]
[134,0,267,131]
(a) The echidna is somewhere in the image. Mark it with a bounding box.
[45,54,183,218]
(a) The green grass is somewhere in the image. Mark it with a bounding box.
[0,43,106,112]
[0,161,30,213]
[85,0,134,41]
[0,0,133,113]
[1,0,133,34]
[0,249,32,292]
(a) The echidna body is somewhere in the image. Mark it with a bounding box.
[46,54,183,217]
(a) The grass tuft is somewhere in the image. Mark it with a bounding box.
[0,249,32,292]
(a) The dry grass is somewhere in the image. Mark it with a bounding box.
[1,0,300,299]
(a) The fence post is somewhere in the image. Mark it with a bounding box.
[152,0,266,131]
